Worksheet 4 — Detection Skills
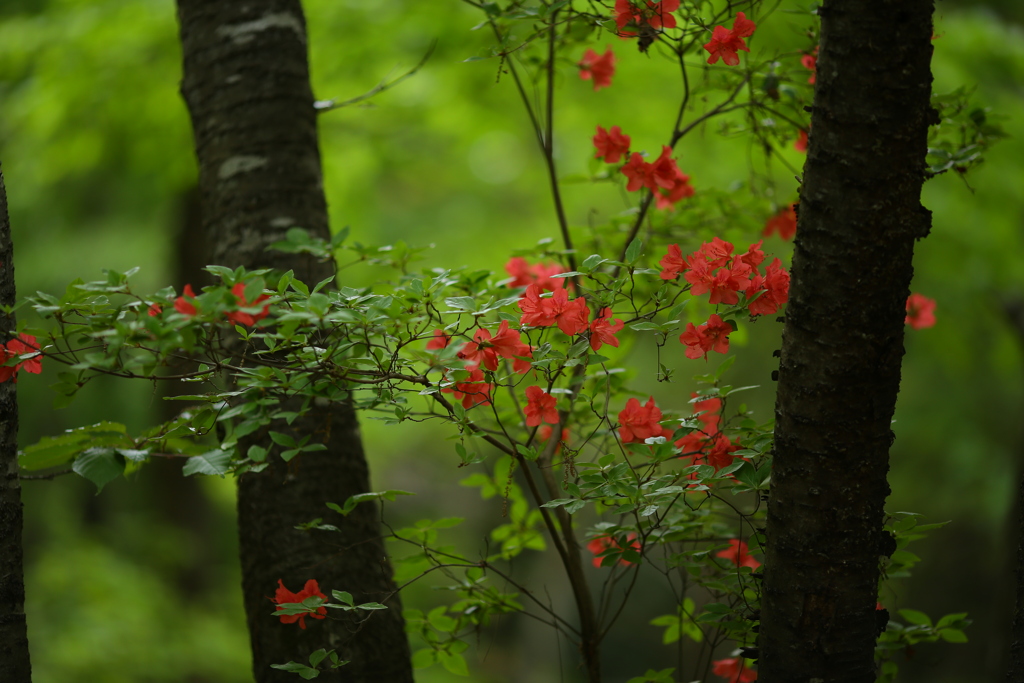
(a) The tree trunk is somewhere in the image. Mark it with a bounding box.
[175,3,412,681]
[758,1,935,681]
[0,166,32,682]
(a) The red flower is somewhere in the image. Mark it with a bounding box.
[227,282,270,327]
[801,46,818,84]
[441,368,493,409]
[274,579,328,629]
[680,314,732,360]
[716,539,761,570]
[588,533,641,567]
[649,146,694,210]
[458,320,533,372]
[505,257,565,292]
[147,303,162,317]
[593,125,631,164]
[659,244,686,280]
[763,203,797,240]
[589,308,624,351]
[746,257,790,316]
[524,386,559,427]
[538,289,589,336]
[539,425,570,445]
[621,152,654,192]
[426,329,451,350]
[174,284,198,317]
[692,393,722,435]
[794,129,808,153]
[712,657,758,682]
[579,48,616,90]
[618,396,669,443]
[0,334,42,383]
[703,12,757,66]
[614,0,680,35]
[905,293,936,329]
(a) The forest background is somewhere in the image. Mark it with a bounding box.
[2,0,1023,681]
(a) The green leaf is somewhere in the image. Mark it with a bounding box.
[270,662,320,680]
[898,609,932,627]
[438,651,469,676]
[625,238,642,264]
[308,649,328,668]
[411,648,437,669]
[72,448,125,493]
[20,421,129,471]
[181,449,232,476]
[939,628,968,643]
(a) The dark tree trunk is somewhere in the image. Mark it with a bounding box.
[0,166,32,682]
[175,3,412,681]
[758,1,935,681]
[1004,300,1024,682]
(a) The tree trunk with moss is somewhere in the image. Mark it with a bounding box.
[0,166,32,683]
[175,2,412,681]
[758,1,936,681]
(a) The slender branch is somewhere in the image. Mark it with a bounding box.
[314,42,436,113]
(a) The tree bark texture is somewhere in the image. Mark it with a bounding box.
[0,166,32,682]
[1009,473,1024,682]
[758,2,935,682]
[175,3,412,681]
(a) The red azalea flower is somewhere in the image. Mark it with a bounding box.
[618,396,669,443]
[524,385,559,427]
[426,329,451,350]
[716,539,761,570]
[801,46,819,84]
[579,48,616,90]
[274,579,328,629]
[147,303,162,317]
[589,308,624,351]
[174,284,198,317]
[648,146,694,209]
[621,152,654,192]
[703,12,757,66]
[764,203,797,240]
[593,125,631,164]
[659,244,686,280]
[227,282,270,327]
[538,289,589,336]
[692,393,722,435]
[712,657,758,682]
[746,258,790,316]
[1,334,42,383]
[459,320,532,372]
[680,314,732,360]
[539,425,570,446]
[588,532,642,567]
[905,293,936,329]
[794,129,808,153]
[441,368,493,409]
[505,257,565,292]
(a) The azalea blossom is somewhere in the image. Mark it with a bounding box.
[524,385,560,427]
[174,284,198,317]
[703,12,757,66]
[763,203,797,240]
[589,308,624,351]
[505,257,566,292]
[712,657,758,682]
[659,244,686,280]
[614,0,680,36]
[588,532,642,567]
[426,329,451,350]
[0,334,43,383]
[274,579,328,629]
[802,46,819,84]
[680,314,732,360]
[794,128,808,153]
[147,303,162,317]
[618,396,669,443]
[593,125,631,164]
[745,258,790,317]
[905,293,936,329]
[226,282,270,327]
[458,320,533,372]
[441,368,493,409]
[716,539,761,570]
[621,152,654,192]
[578,48,616,90]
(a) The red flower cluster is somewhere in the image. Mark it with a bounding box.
[716,539,761,570]
[794,128,808,153]
[589,307,625,351]
[519,288,625,352]
[524,385,559,427]
[593,125,631,164]
[505,257,566,292]
[802,46,819,84]
[587,532,642,567]
[674,393,741,470]
[426,329,451,350]
[703,12,757,66]
[578,48,616,90]
[905,293,936,329]
[618,396,672,443]
[614,0,680,35]
[273,579,328,629]
[0,334,42,383]
[167,283,270,327]
[763,203,797,240]
[458,320,533,373]
[712,656,758,682]
[659,238,790,317]
[621,146,694,210]
[442,368,493,409]
[680,314,733,360]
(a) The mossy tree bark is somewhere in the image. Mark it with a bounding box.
[0,166,32,682]
[175,3,412,681]
[758,1,936,681]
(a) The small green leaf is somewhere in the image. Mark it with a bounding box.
[625,238,643,264]
[72,448,125,493]
[182,449,232,476]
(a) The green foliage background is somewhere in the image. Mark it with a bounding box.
[1,0,1023,681]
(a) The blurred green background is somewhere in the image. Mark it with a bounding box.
[2,0,1023,681]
